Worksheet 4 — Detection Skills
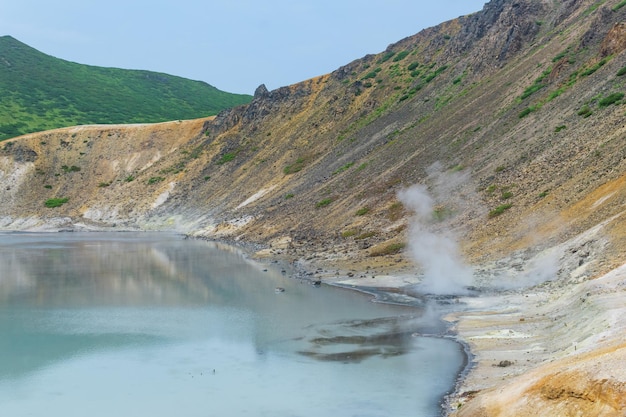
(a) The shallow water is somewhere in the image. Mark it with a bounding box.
[0,232,464,417]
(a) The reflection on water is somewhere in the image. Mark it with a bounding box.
[0,232,464,417]
[300,316,419,363]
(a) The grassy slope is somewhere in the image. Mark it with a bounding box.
[0,36,251,140]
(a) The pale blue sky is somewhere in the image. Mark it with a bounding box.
[0,0,486,94]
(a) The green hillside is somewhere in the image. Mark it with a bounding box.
[0,36,252,141]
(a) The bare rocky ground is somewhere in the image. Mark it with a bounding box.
[438,234,624,417]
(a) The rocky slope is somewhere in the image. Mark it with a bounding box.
[1,0,626,415]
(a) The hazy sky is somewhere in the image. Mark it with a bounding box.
[0,0,486,95]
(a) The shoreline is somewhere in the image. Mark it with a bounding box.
[272,259,477,416]
[220,238,473,416]
[318,274,476,416]
[261,249,626,416]
[4,228,625,416]
[313,278,475,416]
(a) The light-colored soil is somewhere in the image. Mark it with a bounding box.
[446,261,626,417]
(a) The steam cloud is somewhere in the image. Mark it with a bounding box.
[398,170,474,295]
[398,163,566,293]
[499,248,561,289]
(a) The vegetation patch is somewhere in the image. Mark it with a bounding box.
[613,0,626,10]
[147,176,165,185]
[580,58,607,77]
[379,51,396,63]
[577,105,593,117]
[520,83,545,100]
[44,197,68,208]
[61,165,81,173]
[598,92,624,107]
[518,106,538,118]
[555,125,567,132]
[423,65,449,83]
[488,203,512,218]
[552,49,570,62]
[584,0,607,16]
[341,229,358,238]
[333,162,355,175]
[501,191,513,200]
[370,242,406,257]
[218,152,237,165]
[519,68,552,100]
[435,95,453,110]
[392,51,410,62]
[315,198,333,208]
[547,87,567,102]
[284,157,307,174]
[355,207,370,216]
[485,184,497,195]
[361,71,378,80]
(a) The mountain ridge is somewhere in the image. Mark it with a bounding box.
[1,1,626,416]
[0,35,251,140]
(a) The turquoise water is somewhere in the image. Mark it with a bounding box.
[0,232,464,417]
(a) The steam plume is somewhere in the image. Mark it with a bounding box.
[499,248,561,289]
[398,182,474,295]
